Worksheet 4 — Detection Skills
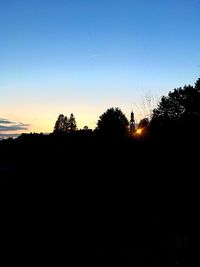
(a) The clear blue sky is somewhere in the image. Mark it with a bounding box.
[0,0,200,133]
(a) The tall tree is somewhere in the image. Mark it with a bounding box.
[54,114,65,133]
[150,78,200,136]
[63,116,69,132]
[195,78,200,91]
[68,113,77,132]
[96,107,129,137]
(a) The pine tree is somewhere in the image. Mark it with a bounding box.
[68,113,77,132]
[53,114,65,133]
[63,116,69,132]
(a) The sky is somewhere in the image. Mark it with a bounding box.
[0,0,200,136]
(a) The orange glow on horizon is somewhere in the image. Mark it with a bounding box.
[1,104,143,134]
[135,128,143,135]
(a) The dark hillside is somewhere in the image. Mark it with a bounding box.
[0,132,198,265]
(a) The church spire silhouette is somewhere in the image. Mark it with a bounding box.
[130,110,135,134]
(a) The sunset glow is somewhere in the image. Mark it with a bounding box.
[0,0,200,137]
[136,128,143,135]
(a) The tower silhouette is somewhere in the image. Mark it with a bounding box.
[130,110,135,134]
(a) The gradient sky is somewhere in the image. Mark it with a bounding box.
[0,0,200,135]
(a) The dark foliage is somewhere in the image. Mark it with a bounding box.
[138,117,150,129]
[54,114,68,133]
[96,107,129,137]
[0,129,198,265]
[68,113,77,131]
[1,79,200,265]
[54,113,77,133]
[151,82,200,139]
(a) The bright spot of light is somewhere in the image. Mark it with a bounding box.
[136,128,143,135]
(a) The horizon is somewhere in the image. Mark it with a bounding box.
[0,107,141,139]
[1,0,200,138]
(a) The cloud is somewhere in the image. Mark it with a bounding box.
[0,118,13,124]
[0,118,30,132]
[0,125,28,131]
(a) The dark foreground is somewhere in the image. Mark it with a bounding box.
[0,133,198,266]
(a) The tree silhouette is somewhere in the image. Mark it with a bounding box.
[151,80,200,130]
[83,126,89,130]
[195,78,200,91]
[54,114,77,133]
[138,118,149,129]
[63,116,69,132]
[68,113,77,132]
[96,107,129,137]
[54,114,66,133]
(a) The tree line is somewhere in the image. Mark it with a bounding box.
[1,78,199,267]
[53,77,200,138]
